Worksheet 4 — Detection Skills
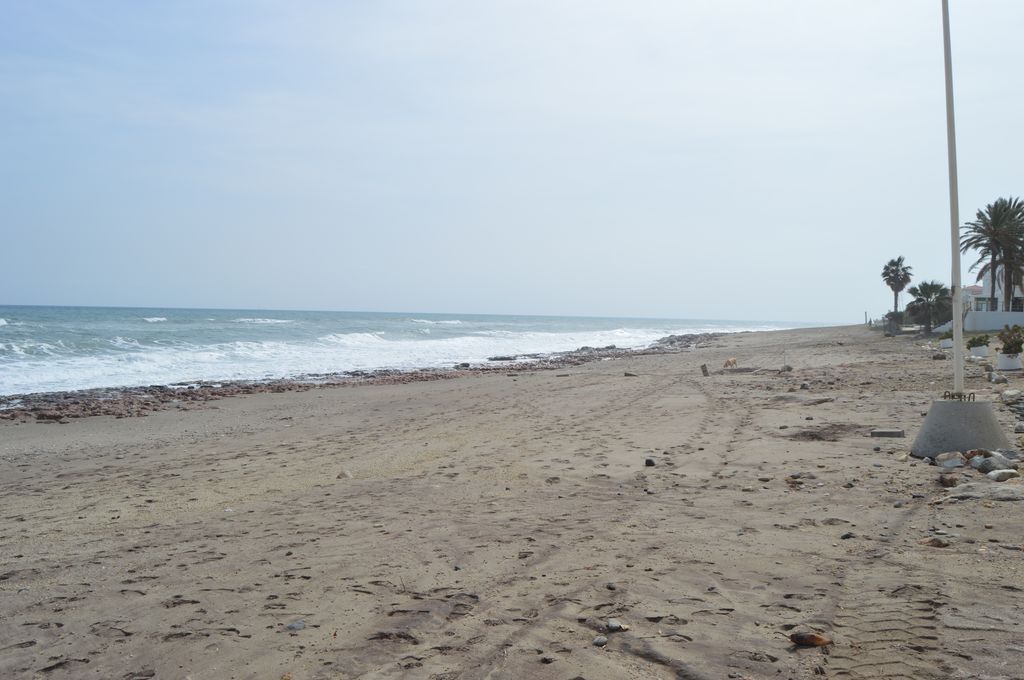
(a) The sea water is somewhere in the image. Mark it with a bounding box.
[0,306,816,396]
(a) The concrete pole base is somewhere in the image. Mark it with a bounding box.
[911,400,1010,458]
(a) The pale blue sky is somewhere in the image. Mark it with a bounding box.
[3,1,1022,321]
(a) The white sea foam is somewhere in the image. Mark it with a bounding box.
[143,317,167,323]
[1,340,63,357]
[111,337,144,350]
[0,319,7,326]
[1,327,653,394]
[0,313,804,396]
[411,319,463,325]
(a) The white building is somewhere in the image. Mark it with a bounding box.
[933,281,1024,333]
[972,278,1023,312]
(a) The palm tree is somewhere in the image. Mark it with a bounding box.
[960,197,1024,311]
[881,256,913,315]
[906,281,952,334]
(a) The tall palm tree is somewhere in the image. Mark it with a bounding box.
[961,197,1024,311]
[881,256,913,315]
[906,281,952,334]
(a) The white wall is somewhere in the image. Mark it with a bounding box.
[963,311,1024,331]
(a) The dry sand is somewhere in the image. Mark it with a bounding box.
[2,325,1023,679]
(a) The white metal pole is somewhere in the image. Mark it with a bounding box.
[942,0,965,394]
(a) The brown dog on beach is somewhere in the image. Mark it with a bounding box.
[723,358,737,368]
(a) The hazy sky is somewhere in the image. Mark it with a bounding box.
[3,1,1023,322]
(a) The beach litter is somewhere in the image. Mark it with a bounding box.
[789,631,831,647]
[921,537,951,548]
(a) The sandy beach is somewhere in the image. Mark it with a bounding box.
[2,324,1023,680]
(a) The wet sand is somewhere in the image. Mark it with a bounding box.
[2,325,1022,679]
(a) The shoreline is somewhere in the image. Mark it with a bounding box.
[0,331,722,422]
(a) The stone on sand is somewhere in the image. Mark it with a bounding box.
[971,453,1017,474]
[935,451,966,468]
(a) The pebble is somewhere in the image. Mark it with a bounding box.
[840,532,855,540]
[285,620,305,631]
[607,618,624,632]
[644,457,656,467]
[987,469,1021,482]
[592,635,608,647]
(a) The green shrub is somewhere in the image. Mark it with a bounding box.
[966,334,990,349]
[998,325,1024,355]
